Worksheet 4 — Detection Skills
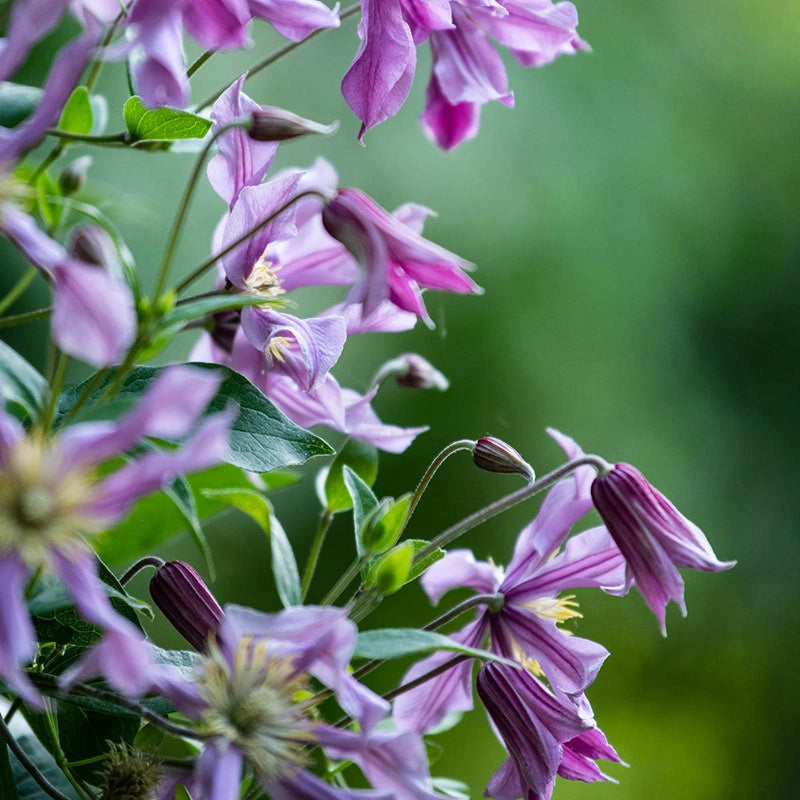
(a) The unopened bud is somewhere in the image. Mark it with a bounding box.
[67,223,124,280]
[473,436,535,481]
[149,561,223,652]
[249,107,339,142]
[374,353,449,391]
[58,154,92,196]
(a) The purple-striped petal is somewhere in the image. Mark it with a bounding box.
[194,741,244,800]
[421,549,500,605]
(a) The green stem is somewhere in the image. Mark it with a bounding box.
[0,305,52,329]
[301,509,334,602]
[85,4,131,92]
[30,143,65,182]
[176,189,329,294]
[40,349,68,433]
[320,554,368,606]
[0,713,71,800]
[402,439,475,532]
[413,455,610,565]
[154,121,244,301]
[3,698,22,724]
[195,2,362,112]
[0,266,37,315]
[187,48,216,77]
[45,129,129,145]
[43,708,92,800]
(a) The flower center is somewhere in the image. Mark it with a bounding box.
[0,437,94,566]
[524,594,582,623]
[245,251,285,299]
[198,639,314,781]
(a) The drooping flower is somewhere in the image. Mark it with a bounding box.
[0,366,232,704]
[591,462,736,633]
[149,604,392,800]
[322,188,481,326]
[393,430,625,733]
[477,662,622,800]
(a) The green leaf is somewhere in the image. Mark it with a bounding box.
[165,474,215,581]
[362,538,444,592]
[361,494,411,555]
[202,489,301,607]
[0,742,20,800]
[0,81,41,127]
[34,170,62,228]
[58,86,93,134]
[123,96,211,141]
[323,438,379,513]
[7,730,79,800]
[365,540,413,595]
[343,465,379,556]
[162,294,272,328]
[175,786,195,800]
[352,628,516,666]
[0,339,48,417]
[56,364,334,472]
[431,777,471,799]
[151,645,200,678]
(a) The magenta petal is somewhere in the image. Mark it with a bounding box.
[183,0,251,50]
[0,554,41,707]
[194,741,244,800]
[207,74,278,207]
[421,549,500,605]
[52,260,136,367]
[248,0,340,41]
[341,0,416,140]
[420,73,482,151]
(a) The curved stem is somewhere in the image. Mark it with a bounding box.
[45,129,129,145]
[403,439,475,531]
[320,554,368,607]
[381,654,469,703]
[85,4,131,91]
[301,509,333,602]
[175,189,329,294]
[120,556,166,585]
[41,349,68,433]
[56,367,110,428]
[0,266,37,315]
[154,121,244,300]
[187,48,216,77]
[0,713,71,800]
[413,455,610,565]
[195,2,362,112]
[0,305,52,329]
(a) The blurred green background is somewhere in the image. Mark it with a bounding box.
[2,1,799,798]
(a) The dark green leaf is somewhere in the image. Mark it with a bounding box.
[0,742,20,800]
[58,87,93,135]
[343,465,379,556]
[163,294,271,328]
[123,96,211,141]
[56,365,334,472]
[353,628,516,665]
[0,82,41,127]
[7,730,79,800]
[323,438,378,513]
[0,339,48,417]
[202,489,301,607]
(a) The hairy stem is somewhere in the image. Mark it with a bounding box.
[0,305,52,329]
[0,266,37,315]
[301,509,334,602]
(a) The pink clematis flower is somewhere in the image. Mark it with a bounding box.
[0,367,233,704]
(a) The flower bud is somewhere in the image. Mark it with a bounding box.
[249,107,339,142]
[58,155,91,196]
[149,561,223,652]
[67,223,124,281]
[473,436,535,481]
[394,353,449,390]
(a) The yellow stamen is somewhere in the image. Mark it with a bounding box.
[524,594,583,623]
[245,251,285,299]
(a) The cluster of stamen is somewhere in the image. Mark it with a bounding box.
[245,251,285,299]
[525,594,582,624]
[198,638,314,781]
[0,436,95,567]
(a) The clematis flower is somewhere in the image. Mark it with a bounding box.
[0,366,232,704]
[322,188,480,326]
[393,429,626,734]
[477,662,622,800]
[149,604,392,800]
[591,462,736,633]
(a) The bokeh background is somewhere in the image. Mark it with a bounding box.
[3,1,799,798]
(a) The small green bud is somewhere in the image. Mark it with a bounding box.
[155,290,176,316]
[362,494,412,554]
[371,540,414,595]
[58,155,92,196]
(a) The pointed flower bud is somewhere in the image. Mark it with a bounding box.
[248,107,339,141]
[149,561,224,652]
[375,353,449,390]
[591,463,736,634]
[473,436,535,481]
[67,223,125,281]
[58,155,92,196]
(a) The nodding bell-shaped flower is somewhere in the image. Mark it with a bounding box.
[67,224,126,281]
[374,353,449,391]
[591,462,736,634]
[149,561,224,652]
[473,436,534,481]
[248,107,339,142]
